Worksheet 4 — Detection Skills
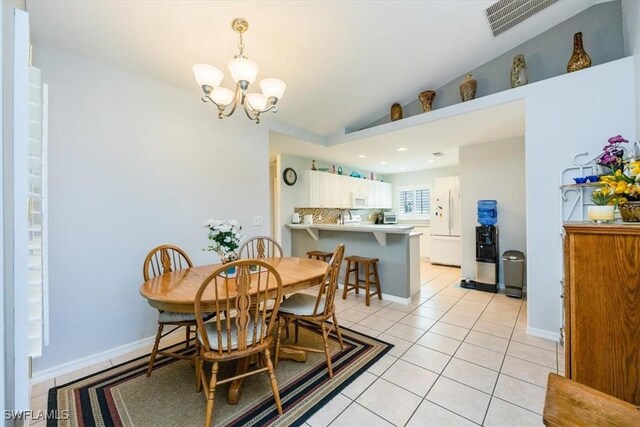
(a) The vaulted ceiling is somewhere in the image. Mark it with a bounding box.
[26,0,603,138]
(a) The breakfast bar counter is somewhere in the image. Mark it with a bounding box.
[286,224,421,300]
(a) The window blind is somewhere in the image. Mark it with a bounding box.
[399,187,431,216]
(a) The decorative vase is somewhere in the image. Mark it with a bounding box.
[418,90,436,112]
[619,202,640,222]
[566,32,591,73]
[459,74,477,102]
[510,54,528,88]
[587,205,615,222]
[220,252,238,276]
[390,103,403,121]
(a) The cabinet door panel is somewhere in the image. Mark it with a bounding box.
[308,171,322,207]
[568,231,640,404]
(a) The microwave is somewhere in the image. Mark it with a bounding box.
[351,193,369,208]
[383,213,398,224]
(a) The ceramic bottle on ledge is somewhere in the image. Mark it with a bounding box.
[567,32,591,73]
[459,74,477,102]
[510,54,528,88]
[390,103,403,121]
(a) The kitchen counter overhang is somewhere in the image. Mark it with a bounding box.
[286,223,416,246]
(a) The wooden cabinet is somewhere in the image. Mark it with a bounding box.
[563,223,640,405]
[302,170,392,208]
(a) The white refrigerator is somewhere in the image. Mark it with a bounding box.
[430,185,462,266]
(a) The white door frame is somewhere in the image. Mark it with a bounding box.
[12,7,31,410]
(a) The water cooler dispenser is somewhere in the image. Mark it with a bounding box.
[461,200,499,292]
[475,226,499,293]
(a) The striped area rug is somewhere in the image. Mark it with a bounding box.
[48,325,392,426]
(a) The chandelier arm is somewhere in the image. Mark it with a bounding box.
[243,101,260,123]
[202,83,246,118]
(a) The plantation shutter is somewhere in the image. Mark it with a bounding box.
[399,189,414,214]
[416,188,430,215]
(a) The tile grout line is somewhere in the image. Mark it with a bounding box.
[405,284,499,425]
[341,266,464,425]
[480,296,525,426]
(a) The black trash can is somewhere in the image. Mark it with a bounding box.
[502,250,525,298]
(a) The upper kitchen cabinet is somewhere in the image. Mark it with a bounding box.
[368,180,392,209]
[301,170,392,209]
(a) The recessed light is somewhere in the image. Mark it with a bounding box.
[400,167,406,170]
[428,159,434,163]
[358,154,366,158]
[380,161,387,165]
[397,147,408,152]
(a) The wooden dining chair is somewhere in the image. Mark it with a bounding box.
[143,244,213,377]
[194,259,284,427]
[274,244,345,378]
[238,235,283,259]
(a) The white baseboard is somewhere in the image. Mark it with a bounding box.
[336,283,411,304]
[31,329,182,384]
[380,293,411,304]
[527,326,560,342]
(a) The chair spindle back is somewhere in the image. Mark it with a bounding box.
[238,236,283,259]
[194,259,283,356]
[143,244,193,281]
[312,244,345,317]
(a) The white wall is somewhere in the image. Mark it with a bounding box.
[525,58,636,339]
[31,44,271,372]
[459,137,526,285]
[622,0,640,139]
[385,166,459,224]
[278,154,314,255]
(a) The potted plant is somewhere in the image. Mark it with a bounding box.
[596,135,640,222]
[588,190,614,222]
[203,219,243,273]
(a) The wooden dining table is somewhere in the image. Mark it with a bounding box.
[139,256,328,404]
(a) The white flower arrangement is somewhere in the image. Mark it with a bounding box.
[203,218,243,262]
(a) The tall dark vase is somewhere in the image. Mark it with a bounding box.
[567,32,591,73]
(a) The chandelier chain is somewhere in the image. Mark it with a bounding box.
[237,31,245,57]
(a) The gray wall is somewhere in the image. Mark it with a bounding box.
[459,137,526,286]
[385,166,459,225]
[357,0,625,131]
[291,229,412,298]
[622,0,640,140]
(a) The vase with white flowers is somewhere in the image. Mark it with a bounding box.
[203,219,243,273]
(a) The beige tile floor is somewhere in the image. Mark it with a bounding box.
[31,262,561,426]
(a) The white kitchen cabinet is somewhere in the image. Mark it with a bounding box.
[414,227,431,259]
[302,170,392,208]
[380,182,392,209]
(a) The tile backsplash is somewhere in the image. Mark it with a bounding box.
[293,208,387,224]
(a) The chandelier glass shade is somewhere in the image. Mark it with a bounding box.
[193,18,286,124]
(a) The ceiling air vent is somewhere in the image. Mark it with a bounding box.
[485,0,558,37]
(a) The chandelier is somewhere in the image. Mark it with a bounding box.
[192,18,286,124]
